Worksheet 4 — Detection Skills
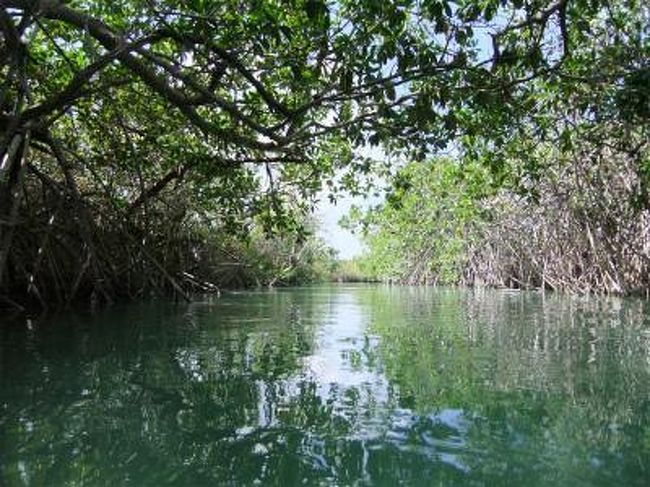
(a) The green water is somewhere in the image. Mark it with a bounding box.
[1,285,650,486]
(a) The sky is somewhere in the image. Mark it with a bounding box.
[316,195,366,259]
[316,147,388,260]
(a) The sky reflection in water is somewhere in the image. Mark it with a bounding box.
[1,285,649,485]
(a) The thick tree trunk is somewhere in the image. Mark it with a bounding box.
[0,131,28,287]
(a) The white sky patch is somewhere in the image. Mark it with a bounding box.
[317,196,369,259]
[317,145,390,259]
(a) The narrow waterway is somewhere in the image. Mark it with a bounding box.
[1,285,649,485]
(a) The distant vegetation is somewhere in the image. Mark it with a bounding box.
[330,259,373,283]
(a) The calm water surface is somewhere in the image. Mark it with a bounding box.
[1,285,650,485]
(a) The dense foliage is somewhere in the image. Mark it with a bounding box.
[345,158,494,284]
[345,0,649,295]
[351,143,650,294]
[1,0,648,306]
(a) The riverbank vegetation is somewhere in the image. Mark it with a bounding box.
[343,0,649,296]
[1,0,648,308]
[348,142,650,295]
[348,62,650,295]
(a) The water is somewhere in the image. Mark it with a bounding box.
[1,285,649,485]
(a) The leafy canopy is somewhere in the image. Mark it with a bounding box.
[2,0,646,212]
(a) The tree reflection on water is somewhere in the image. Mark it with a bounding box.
[1,286,649,485]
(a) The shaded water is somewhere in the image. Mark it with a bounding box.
[1,285,650,485]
